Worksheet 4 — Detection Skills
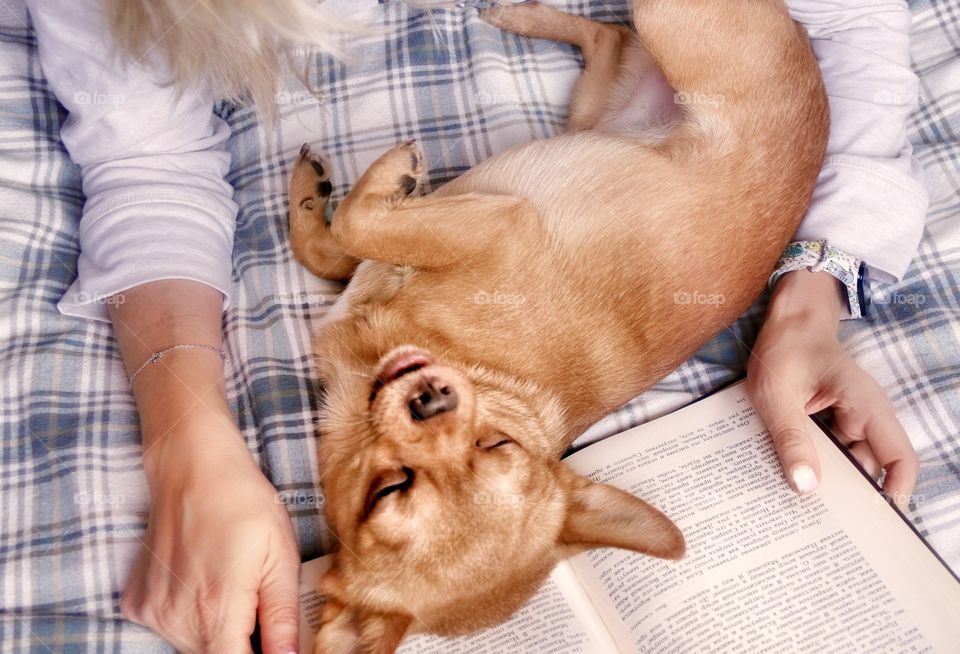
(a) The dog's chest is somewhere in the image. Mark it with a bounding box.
[319,261,413,329]
[320,259,551,351]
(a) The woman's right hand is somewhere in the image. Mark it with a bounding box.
[120,420,302,654]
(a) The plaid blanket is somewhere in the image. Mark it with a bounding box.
[1,0,958,650]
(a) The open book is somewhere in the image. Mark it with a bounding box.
[298,380,960,653]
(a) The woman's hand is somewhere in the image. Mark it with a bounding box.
[108,280,301,653]
[121,426,301,654]
[747,269,919,510]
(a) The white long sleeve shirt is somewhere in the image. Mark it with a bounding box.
[788,0,928,284]
[27,0,927,322]
[28,0,238,322]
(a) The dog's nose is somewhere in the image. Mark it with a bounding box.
[408,378,458,421]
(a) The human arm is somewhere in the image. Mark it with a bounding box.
[750,0,927,509]
[787,0,928,284]
[27,0,302,650]
[109,280,301,654]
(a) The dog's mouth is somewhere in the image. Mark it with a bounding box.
[369,348,435,402]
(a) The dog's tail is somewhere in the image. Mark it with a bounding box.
[635,0,828,182]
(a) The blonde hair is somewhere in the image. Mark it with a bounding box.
[102,0,470,121]
[102,0,359,121]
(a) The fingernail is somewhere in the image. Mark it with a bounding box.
[791,464,818,494]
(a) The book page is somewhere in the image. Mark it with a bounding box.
[298,556,620,654]
[564,381,960,653]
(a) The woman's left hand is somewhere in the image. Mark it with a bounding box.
[747,269,919,510]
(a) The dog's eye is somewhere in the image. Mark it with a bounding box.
[475,432,513,450]
[365,466,415,514]
[299,198,315,211]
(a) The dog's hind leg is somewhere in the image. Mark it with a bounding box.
[330,140,536,269]
[289,144,358,280]
[480,2,633,131]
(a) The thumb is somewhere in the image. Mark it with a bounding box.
[258,545,302,654]
[749,379,821,496]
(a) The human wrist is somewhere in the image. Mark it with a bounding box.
[105,280,237,483]
[135,353,242,484]
[133,345,231,425]
[141,412,251,489]
[766,269,845,330]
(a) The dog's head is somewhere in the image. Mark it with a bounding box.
[315,345,684,653]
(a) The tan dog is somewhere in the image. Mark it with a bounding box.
[288,1,827,651]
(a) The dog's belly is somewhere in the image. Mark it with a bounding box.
[596,39,679,136]
[439,131,684,266]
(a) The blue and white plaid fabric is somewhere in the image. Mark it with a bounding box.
[1,0,958,650]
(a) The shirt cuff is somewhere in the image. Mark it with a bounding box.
[58,195,236,322]
[795,155,928,283]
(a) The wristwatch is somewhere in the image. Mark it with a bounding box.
[768,240,868,319]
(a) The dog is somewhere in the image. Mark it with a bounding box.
[288,1,828,651]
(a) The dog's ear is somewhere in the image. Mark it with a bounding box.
[314,565,412,654]
[556,466,685,560]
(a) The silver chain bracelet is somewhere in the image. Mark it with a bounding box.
[128,344,229,388]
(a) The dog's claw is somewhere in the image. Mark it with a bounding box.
[297,144,331,182]
[401,141,425,196]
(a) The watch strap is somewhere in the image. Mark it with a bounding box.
[768,240,865,319]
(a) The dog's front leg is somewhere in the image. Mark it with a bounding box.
[331,140,537,269]
[289,144,359,280]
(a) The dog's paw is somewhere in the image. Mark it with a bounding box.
[361,139,425,206]
[392,139,425,197]
[291,142,334,218]
[480,2,544,32]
